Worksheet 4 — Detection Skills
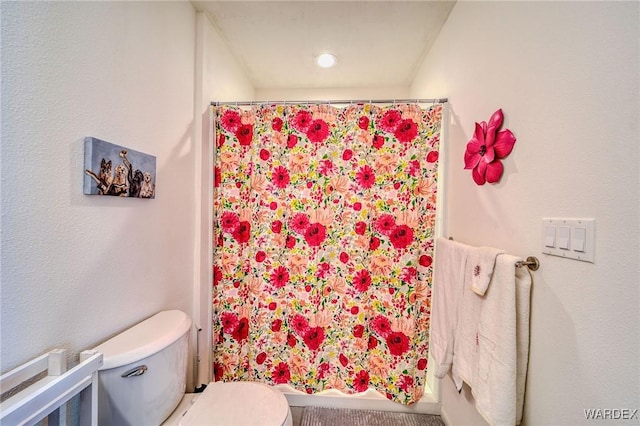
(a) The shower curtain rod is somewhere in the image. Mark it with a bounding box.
[211,98,448,107]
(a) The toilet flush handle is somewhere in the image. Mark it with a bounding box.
[121,365,148,378]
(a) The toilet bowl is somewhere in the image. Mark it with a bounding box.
[92,310,292,426]
[164,382,292,426]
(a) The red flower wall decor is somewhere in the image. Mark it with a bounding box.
[464,109,516,185]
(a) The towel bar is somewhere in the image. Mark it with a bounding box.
[446,237,540,271]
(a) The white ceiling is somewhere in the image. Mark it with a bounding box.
[191,1,456,90]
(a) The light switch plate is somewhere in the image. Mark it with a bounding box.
[541,218,595,263]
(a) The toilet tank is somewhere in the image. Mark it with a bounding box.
[93,310,192,426]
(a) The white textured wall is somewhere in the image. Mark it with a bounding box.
[1,1,197,371]
[411,1,640,425]
[193,11,255,385]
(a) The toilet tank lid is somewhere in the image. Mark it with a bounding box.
[93,310,192,370]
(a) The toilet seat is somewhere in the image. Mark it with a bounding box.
[179,382,292,426]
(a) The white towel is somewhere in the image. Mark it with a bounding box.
[468,246,504,296]
[430,237,469,378]
[450,248,484,391]
[472,254,532,426]
[514,265,532,425]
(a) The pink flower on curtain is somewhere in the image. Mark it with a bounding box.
[307,119,330,143]
[356,165,376,188]
[358,116,369,130]
[353,269,372,292]
[289,213,310,234]
[220,312,239,333]
[220,211,239,233]
[221,110,242,132]
[370,315,392,338]
[270,266,290,288]
[374,214,396,236]
[291,110,313,133]
[291,314,310,336]
[377,110,402,132]
[272,166,290,189]
[464,109,516,185]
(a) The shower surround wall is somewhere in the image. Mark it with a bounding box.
[410,2,639,425]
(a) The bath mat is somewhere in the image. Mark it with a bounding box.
[300,406,445,426]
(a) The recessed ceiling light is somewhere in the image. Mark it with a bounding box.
[316,53,337,68]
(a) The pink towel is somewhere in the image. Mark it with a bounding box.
[430,237,469,378]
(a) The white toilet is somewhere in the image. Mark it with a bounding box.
[92,310,293,426]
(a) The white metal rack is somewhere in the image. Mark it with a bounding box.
[0,349,103,426]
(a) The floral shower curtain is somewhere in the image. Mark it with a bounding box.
[212,102,442,405]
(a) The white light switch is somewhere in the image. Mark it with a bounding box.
[557,226,570,250]
[541,218,595,263]
[544,225,556,247]
[572,227,586,252]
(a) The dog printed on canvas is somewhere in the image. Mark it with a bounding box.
[85,158,113,195]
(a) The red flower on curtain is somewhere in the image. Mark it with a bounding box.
[272,117,283,131]
[304,223,327,246]
[231,221,251,244]
[372,134,385,149]
[303,327,325,350]
[235,124,253,146]
[464,109,516,185]
[354,370,370,392]
[232,318,249,342]
[386,331,410,356]
[389,225,414,249]
[272,362,291,384]
[394,119,419,143]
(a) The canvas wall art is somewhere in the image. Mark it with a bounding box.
[84,137,156,198]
